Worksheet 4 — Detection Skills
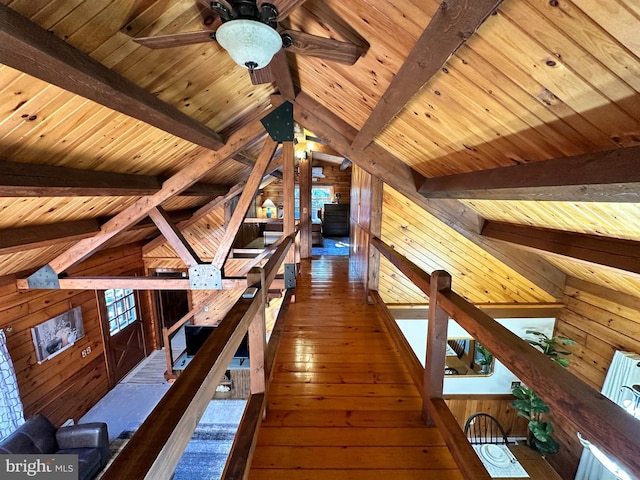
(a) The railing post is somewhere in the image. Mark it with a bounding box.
[366,177,383,303]
[247,267,267,394]
[162,326,175,380]
[423,270,451,426]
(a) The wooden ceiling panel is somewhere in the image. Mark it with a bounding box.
[0,66,208,177]
[375,0,640,177]
[547,257,640,300]
[502,1,640,121]
[0,243,76,277]
[462,200,640,242]
[573,0,640,58]
[291,0,434,131]
[379,255,428,304]
[482,9,640,133]
[96,2,209,65]
[0,196,139,230]
[379,186,555,305]
[143,206,227,260]
[3,0,275,137]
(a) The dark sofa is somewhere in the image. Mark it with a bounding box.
[0,414,109,480]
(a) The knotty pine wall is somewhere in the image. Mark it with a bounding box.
[0,244,148,426]
[261,160,352,212]
[349,165,373,285]
[444,395,528,438]
[546,276,640,479]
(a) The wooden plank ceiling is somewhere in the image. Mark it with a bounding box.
[0,0,638,302]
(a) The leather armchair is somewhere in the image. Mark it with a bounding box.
[0,414,109,480]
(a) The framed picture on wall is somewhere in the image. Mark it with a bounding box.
[31,306,85,363]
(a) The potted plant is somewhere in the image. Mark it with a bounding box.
[511,330,576,454]
[475,343,493,374]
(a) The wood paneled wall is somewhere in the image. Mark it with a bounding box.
[262,160,352,211]
[547,277,640,479]
[444,395,528,438]
[349,165,373,285]
[0,244,146,426]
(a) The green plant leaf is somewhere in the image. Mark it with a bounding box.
[515,410,532,421]
[511,385,528,399]
[510,331,574,456]
[530,397,550,413]
[532,435,560,454]
[512,399,532,413]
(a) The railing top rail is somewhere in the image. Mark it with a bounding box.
[103,235,296,480]
[372,235,640,477]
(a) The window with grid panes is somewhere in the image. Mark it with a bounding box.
[294,186,333,220]
[104,288,138,335]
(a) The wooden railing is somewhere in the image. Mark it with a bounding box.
[221,288,293,480]
[101,234,297,480]
[371,236,640,478]
[372,289,490,479]
[161,234,293,381]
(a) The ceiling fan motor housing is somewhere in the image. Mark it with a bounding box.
[211,1,278,28]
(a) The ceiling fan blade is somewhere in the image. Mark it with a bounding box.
[281,30,367,65]
[249,66,272,85]
[134,30,215,49]
[259,0,308,21]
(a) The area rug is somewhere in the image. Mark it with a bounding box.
[99,400,246,480]
[313,237,350,256]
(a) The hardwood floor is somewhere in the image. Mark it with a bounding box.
[249,256,463,480]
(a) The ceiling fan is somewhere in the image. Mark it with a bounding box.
[134,0,367,82]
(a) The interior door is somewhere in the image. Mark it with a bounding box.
[100,288,147,386]
[157,289,189,330]
[109,321,145,383]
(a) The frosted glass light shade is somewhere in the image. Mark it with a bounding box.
[216,19,282,70]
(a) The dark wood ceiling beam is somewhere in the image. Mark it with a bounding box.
[179,182,230,197]
[0,159,230,197]
[351,0,503,150]
[0,209,196,254]
[419,145,640,202]
[269,50,296,101]
[288,92,566,300]
[481,221,640,278]
[0,159,159,196]
[0,5,229,152]
[249,65,273,85]
[0,220,101,255]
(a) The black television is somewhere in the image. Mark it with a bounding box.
[184,324,249,359]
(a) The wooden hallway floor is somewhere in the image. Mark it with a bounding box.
[249,256,463,480]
